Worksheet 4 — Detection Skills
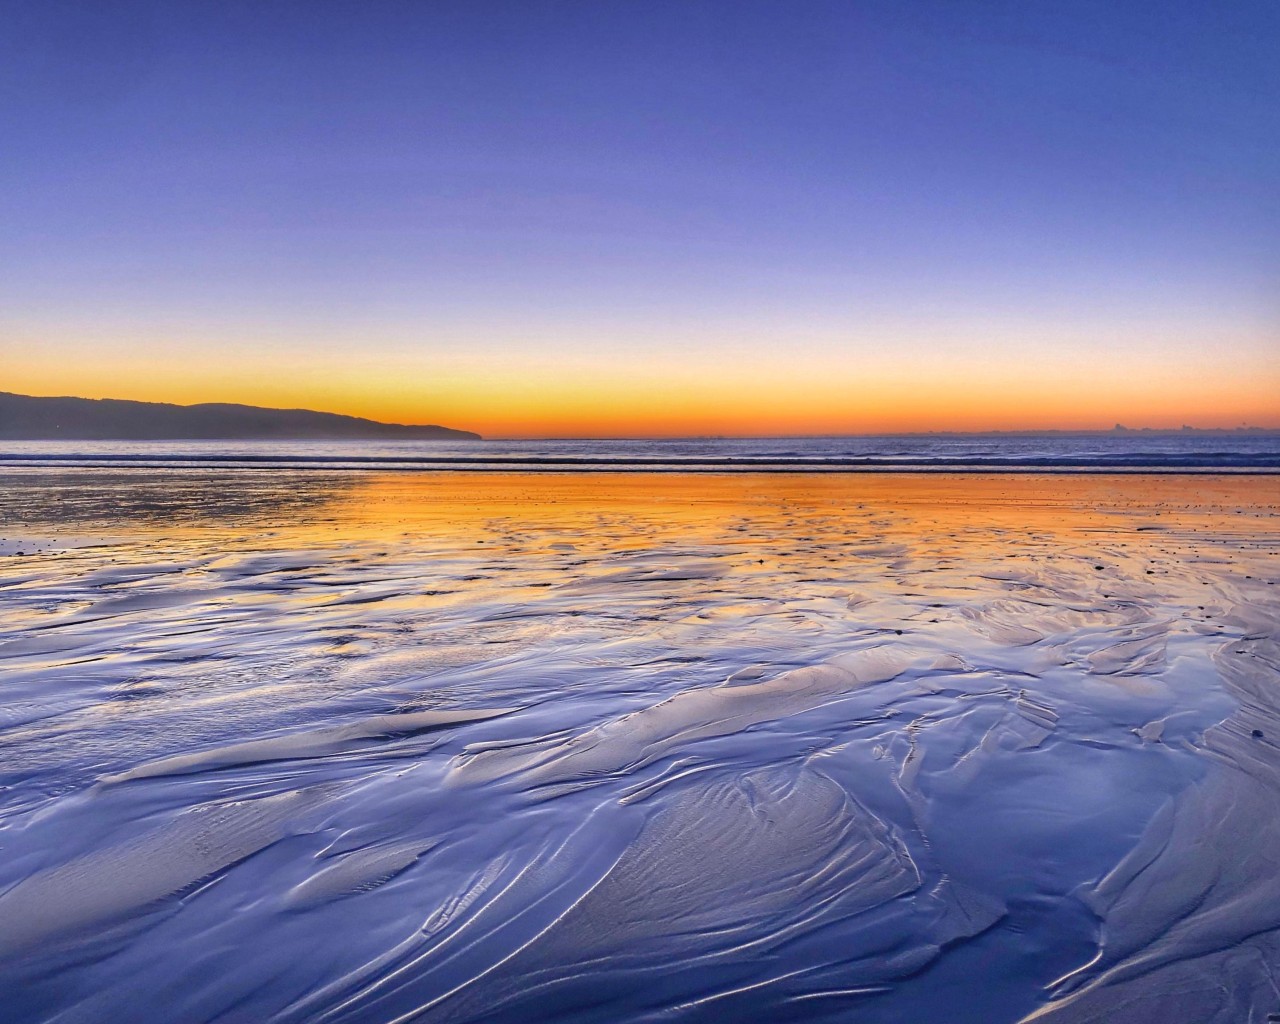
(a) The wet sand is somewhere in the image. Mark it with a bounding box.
[1,471,1278,1023]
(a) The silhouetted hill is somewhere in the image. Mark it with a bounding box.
[0,392,481,440]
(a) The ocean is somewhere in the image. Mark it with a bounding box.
[1,430,1278,471]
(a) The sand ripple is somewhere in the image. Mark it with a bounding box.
[0,471,1277,1022]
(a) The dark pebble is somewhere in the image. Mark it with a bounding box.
[1094,565,1103,570]
[1253,729,1265,739]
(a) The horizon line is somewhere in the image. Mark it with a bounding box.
[6,390,1279,439]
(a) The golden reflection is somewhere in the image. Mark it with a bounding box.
[322,472,1280,543]
[6,470,1277,547]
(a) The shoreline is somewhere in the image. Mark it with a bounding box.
[2,463,1279,475]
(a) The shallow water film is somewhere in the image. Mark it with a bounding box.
[2,471,1279,1023]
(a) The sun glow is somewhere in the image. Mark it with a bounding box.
[6,302,1278,437]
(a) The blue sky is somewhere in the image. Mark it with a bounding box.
[2,0,1277,433]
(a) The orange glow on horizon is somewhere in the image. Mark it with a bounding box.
[5,374,1277,438]
[5,319,1278,437]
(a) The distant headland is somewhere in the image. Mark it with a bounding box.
[0,392,481,441]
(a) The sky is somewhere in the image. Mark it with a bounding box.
[2,0,1277,437]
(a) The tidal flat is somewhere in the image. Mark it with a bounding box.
[1,471,1278,1023]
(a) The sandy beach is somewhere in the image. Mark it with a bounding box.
[1,470,1278,1022]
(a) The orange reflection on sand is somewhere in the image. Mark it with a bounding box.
[318,472,1280,543]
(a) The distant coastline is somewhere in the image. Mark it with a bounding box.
[0,392,480,441]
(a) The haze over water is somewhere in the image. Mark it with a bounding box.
[2,469,1279,1022]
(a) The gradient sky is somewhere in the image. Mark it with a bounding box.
[2,0,1277,436]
